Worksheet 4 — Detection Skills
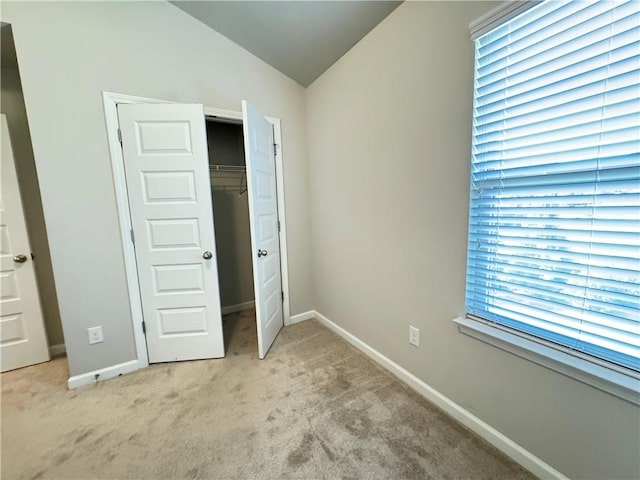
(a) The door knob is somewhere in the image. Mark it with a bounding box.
[257,249,268,258]
[13,254,28,263]
[203,251,213,260]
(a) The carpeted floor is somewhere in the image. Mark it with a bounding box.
[1,310,534,479]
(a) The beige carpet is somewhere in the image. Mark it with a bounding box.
[1,310,534,479]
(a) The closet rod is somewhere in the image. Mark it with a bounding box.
[209,164,246,172]
[212,185,246,192]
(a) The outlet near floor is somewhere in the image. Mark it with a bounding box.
[409,325,420,347]
[87,326,104,345]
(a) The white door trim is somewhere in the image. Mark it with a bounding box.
[101,91,291,371]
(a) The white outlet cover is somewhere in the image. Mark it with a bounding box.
[409,326,420,347]
[88,326,104,345]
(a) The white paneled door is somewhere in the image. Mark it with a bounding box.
[242,101,284,359]
[0,115,50,372]
[118,104,224,363]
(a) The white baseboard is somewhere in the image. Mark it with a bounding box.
[287,310,315,325]
[313,310,568,480]
[67,359,141,390]
[221,300,255,315]
[49,343,66,357]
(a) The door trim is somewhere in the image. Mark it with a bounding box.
[102,91,291,371]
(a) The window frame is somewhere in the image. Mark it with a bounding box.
[455,316,640,405]
[458,0,640,405]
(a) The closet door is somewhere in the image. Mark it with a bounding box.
[0,115,50,372]
[118,103,224,363]
[242,100,284,359]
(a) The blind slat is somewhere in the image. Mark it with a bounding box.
[466,259,640,300]
[467,273,640,323]
[477,7,640,82]
[475,81,640,129]
[467,251,640,286]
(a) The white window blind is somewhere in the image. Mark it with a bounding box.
[466,0,640,373]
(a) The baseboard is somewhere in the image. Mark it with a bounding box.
[287,310,315,325]
[313,310,568,480]
[221,300,255,315]
[67,359,141,390]
[49,343,66,357]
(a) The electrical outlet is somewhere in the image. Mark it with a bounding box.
[88,326,104,345]
[409,325,420,347]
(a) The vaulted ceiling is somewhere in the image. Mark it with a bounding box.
[170,1,402,87]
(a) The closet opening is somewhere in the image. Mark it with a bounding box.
[205,116,257,354]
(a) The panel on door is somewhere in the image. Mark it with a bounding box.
[118,104,224,363]
[0,115,50,372]
[242,101,284,359]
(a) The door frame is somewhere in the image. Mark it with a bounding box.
[102,91,291,370]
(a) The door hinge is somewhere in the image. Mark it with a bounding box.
[117,128,122,145]
[130,229,135,244]
[277,220,281,232]
[273,143,279,159]
[281,291,284,302]
[142,321,146,334]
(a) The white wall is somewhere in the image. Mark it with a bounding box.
[1,1,312,376]
[211,189,254,309]
[305,2,640,479]
[207,121,245,167]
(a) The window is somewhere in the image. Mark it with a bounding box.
[463,0,640,384]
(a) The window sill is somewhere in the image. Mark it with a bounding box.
[454,316,640,406]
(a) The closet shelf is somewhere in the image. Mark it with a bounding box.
[209,164,246,173]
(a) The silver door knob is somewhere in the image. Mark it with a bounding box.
[13,254,28,263]
[203,251,213,260]
[257,249,268,258]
